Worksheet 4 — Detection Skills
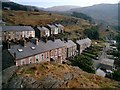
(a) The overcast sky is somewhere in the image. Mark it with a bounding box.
[10,0,120,8]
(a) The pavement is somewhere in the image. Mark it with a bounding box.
[92,42,110,70]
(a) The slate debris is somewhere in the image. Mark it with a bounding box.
[2,72,77,88]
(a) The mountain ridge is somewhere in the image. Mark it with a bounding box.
[69,3,118,26]
[2,1,119,26]
[45,5,81,12]
[1,1,44,11]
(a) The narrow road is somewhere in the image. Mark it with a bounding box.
[93,42,110,70]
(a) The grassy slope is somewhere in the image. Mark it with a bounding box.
[2,10,118,39]
[2,10,93,40]
[16,62,119,88]
[2,10,91,31]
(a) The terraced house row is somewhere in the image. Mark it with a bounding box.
[8,38,67,66]
[2,26,91,66]
[2,24,64,41]
[6,38,91,66]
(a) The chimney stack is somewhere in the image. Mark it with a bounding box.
[79,37,81,40]
[31,38,39,45]
[52,37,55,42]
[7,41,11,49]
[20,39,26,47]
[42,37,48,43]
[14,52,16,59]
[60,38,64,41]
[64,38,68,42]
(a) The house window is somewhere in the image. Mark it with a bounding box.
[42,54,44,60]
[47,52,49,58]
[4,32,6,35]
[29,57,32,64]
[44,53,46,59]
[55,50,57,55]
[35,55,39,62]
[51,51,53,56]
[21,59,25,65]
[8,36,10,39]
[8,32,10,35]
[18,49,23,52]
[31,46,35,50]
[36,58,39,62]
[30,34,32,37]
[59,48,62,54]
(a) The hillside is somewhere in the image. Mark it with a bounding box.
[70,4,118,26]
[45,5,80,12]
[2,62,120,88]
[1,1,43,11]
[2,1,119,39]
[2,10,91,30]
[3,10,119,39]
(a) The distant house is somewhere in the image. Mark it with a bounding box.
[110,40,117,45]
[46,24,59,35]
[63,40,77,58]
[96,69,106,77]
[2,26,35,41]
[8,39,67,66]
[100,58,115,70]
[3,7,11,10]
[0,20,6,26]
[35,26,50,38]
[76,38,91,54]
[55,24,64,33]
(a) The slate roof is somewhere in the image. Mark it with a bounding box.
[2,26,34,31]
[8,39,66,60]
[0,20,5,24]
[55,24,64,28]
[8,42,45,60]
[96,69,106,77]
[76,38,91,45]
[38,39,66,51]
[63,40,76,48]
[47,24,57,30]
[37,26,49,31]
[100,58,114,67]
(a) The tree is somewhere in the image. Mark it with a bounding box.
[112,70,120,81]
[71,55,95,73]
[115,34,120,43]
[84,26,99,40]
[72,12,92,22]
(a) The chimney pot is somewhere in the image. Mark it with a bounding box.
[14,52,16,59]
[8,41,11,49]
[20,39,26,47]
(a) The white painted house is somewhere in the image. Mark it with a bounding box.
[47,24,59,35]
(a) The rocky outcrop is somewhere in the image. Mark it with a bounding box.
[2,62,120,88]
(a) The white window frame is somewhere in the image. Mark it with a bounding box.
[35,55,39,63]
[21,59,25,65]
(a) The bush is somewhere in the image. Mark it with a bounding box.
[84,26,99,40]
[112,70,120,81]
[71,55,95,73]
[71,12,92,22]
